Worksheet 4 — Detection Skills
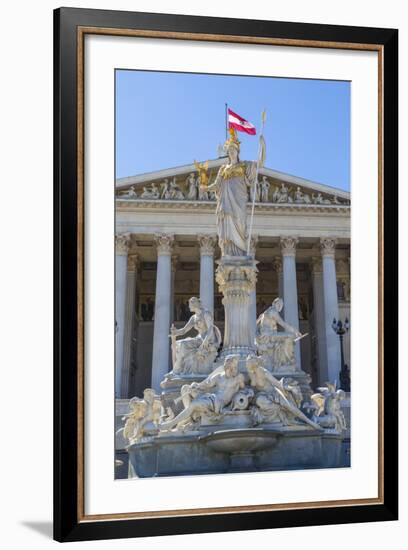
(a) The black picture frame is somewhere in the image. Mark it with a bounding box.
[54,7,398,542]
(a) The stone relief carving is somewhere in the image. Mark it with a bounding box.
[169,297,222,375]
[255,297,302,371]
[186,173,198,200]
[294,186,312,204]
[273,183,293,203]
[260,176,270,202]
[122,389,162,443]
[140,183,160,199]
[216,262,258,295]
[312,192,332,205]
[116,171,349,207]
[162,177,185,200]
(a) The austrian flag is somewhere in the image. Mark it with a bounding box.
[227,108,256,135]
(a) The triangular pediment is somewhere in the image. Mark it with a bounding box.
[116,158,350,206]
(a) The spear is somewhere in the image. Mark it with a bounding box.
[247,109,266,255]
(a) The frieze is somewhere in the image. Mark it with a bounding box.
[116,172,350,207]
[116,198,350,215]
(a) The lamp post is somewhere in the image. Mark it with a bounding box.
[332,317,350,392]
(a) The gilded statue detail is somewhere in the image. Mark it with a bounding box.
[205,128,256,257]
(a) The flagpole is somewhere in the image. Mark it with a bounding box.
[247,110,266,255]
[225,103,228,140]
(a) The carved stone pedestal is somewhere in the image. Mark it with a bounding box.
[127,425,345,478]
[216,256,258,359]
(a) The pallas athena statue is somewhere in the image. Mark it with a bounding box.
[204,128,256,257]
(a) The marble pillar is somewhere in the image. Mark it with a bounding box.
[115,233,131,398]
[170,254,179,325]
[198,235,216,314]
[311,257,328,384]
[249,235,259,330]
[320,238,341,384]
[216,256,258,358]
[272,256,284,302]
[121,253,139,398]
[280,236,301,369]
[151,234,174,391]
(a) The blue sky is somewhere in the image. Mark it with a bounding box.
[115,70,350,191]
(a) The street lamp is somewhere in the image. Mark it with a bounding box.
[332,317,350,392]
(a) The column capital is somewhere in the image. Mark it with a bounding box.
[320,237,337,258]
[115,233,131,255]
[197,234,217,256]
[311,256,323,274]
[280,236,299,256]
[155,233,174,256]
[272,256,282,273]
[127,253,139,272]
[248,234,259,258]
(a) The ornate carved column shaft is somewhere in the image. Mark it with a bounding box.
[151,234,174,391]
[216,257,258,359]
[121,254,139,398]
[320,238,341,383]
[198,235,216,314]
[280,236,301,369]
[115,233,131,398]
[311,256,328,384]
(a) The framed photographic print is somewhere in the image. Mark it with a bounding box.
[54,7,398,542]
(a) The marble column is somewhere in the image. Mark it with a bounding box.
[280,236,301,369]
[272,256,284,301]
[248,235,259,330]
[320,237,341,384]
[151,234,174,392]
[170,254,179,325]
[121,253,139,398]
[115,233,131,398]
[311,256,328,384]
[198,235,216,314]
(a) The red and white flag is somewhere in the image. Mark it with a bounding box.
[227,108,256,135]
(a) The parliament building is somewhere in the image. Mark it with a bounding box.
[114,154,351,409]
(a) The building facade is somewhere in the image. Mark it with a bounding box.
[115,157,350,399]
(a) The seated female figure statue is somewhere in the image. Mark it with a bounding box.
[256,297,302,370]
[170,297,222,375]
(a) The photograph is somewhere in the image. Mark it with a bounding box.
[52,6,398,541]
[114,69,351,479]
